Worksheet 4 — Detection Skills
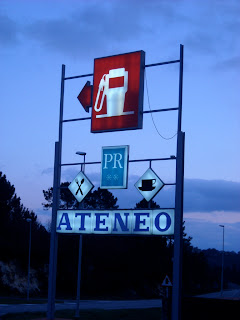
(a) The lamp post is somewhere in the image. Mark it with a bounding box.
[75,151,86,318]
[219,225,224,297]
[26,218,32,301]
[76,151,86,173]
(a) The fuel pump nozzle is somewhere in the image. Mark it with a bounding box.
[94,74,107,112]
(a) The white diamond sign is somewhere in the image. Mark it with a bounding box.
[135,168,164,202]
[68,171,94,203]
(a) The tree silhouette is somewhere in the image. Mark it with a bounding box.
[0,172,49,295]
[42,185,118,210]
[134,198,160,209]
[42,182,77,210]
[84,187,119,209]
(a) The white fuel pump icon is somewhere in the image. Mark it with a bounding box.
[94,68,134,118]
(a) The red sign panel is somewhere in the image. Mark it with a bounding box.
[91,51,145,133]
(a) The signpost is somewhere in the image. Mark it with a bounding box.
[162,275,172,287]
[47,46,185,320]
[162,275,173,320]
[101,145,129,189]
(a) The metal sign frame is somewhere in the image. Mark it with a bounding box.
[47,45,185,320]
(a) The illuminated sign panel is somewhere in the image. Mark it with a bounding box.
[101,145,129,189]
[56,209,175,235]
[68,171,94,203]
[91,51,145,133]
[135,168,164,202]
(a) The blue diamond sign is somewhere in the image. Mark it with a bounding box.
[135,168,164,202]
[68,171,94,202]
[101,145,129,189]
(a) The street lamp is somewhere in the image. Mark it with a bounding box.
[76,151,86,173]
[219,225,224,297]
[75,151,86,318]
[26,218,32,301]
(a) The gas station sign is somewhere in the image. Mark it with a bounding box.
[91,51,145,133]
[49,46,185,320]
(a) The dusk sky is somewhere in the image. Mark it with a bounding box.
[1,0,239,252]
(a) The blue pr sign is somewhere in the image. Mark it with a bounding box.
[101,145,129,189]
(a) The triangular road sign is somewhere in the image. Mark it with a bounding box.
[162,275,172,287]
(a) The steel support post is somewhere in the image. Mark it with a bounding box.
[47,64,65,320]
[47,142,60,319]
[171,132,185,320]
[220,225,224,296]
[75,235,83,318]
[171,44,184,320]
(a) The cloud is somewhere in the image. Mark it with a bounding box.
[214,56,240,71]
[184,211,240,224]
[8,0,235,78]
[22,2,149,58]
[2,0,238,70]
[184,179,240,212]
[40,167,240,213]
[0,14,19,47]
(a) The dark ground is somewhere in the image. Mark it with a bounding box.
[182,297,240,320]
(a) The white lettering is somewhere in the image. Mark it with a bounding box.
[103,154,113,169]
[113,153,123,169]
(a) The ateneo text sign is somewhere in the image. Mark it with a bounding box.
[56,209,175,236]
[101,145,129,189]
[91,51,145,133]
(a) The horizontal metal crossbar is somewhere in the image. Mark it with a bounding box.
[64,60,180,80]
[59,183,176,189]
[63,60,180,81]
[145,60,180,68]
[62,108,178,123]
[62,117,91,123]
[61,156,176,167]
[143,108,178,114]
[64,73,93,80]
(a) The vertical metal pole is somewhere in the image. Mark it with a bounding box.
[83,154,86,173]
[177,45,184,133]
[75,235,83,318]
[171,132,185,320]
[172,44,184,320]
[47,142,60,319]
[27,220,32,301]
[75,154,85,318]
[47,64,65,320]
[58,64,65,162]
[220,226,224,296]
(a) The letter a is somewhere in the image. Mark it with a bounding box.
[57,213,72,231]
